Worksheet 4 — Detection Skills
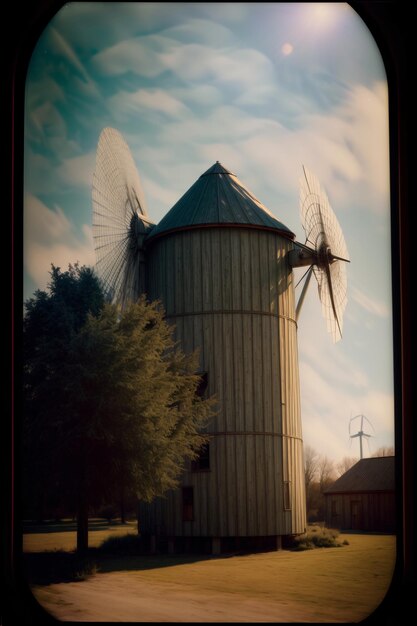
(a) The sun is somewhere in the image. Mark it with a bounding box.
[281,42,294,56]
[309,3,339,29]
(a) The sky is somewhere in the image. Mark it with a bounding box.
[23,2,395,462]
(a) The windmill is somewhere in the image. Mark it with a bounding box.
[91,128,350,554]
[289,167,350,342]
[349,414,374,459]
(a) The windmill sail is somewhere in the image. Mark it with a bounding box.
[92,128,153,306]
[299,167,349,342]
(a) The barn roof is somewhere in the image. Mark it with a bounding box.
[324,457,395,494]
[146,162,294,241]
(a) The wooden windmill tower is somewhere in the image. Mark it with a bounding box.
[92,128,349,554]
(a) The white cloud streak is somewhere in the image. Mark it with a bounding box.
[161,18,236,46]
[300,359,394,460]
[23,4,394,466]
[24,194,95,292]
[351,286,391,318]
[160,44,275,90]
[56,152,96,189]
[295,284,394,461]
[109,89,189,121]
[91,34,176,77]
[49,26,102,100]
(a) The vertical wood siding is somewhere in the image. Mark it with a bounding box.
[325,492,395,532]
[140,227,306,537]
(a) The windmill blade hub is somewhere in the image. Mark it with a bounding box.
[317,243,332,269]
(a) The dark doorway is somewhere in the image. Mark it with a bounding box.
[350,500,363,530]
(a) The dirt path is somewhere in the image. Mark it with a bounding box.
[33,573,316,622]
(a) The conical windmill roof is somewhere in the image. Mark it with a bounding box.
[146,162,294,241]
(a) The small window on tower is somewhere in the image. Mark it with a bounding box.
[182,487,194,521]
[283,481,291,510]
[191,443,210,472]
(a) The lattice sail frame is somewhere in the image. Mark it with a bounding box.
[92,128,151,306]
[300,167,349,343]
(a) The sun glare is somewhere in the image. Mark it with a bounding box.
[282,42,294,56]
[309,3,339,29]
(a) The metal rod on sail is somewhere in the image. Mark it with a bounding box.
[295,266,314,322]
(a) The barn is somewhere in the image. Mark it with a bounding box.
[137,162,307,553]
[324,456,395,533]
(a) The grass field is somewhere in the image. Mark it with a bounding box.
[23,519,137,552]
[24,525,397,622]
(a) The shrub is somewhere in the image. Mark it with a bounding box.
[99,533,143,555]
[290,526,346,551]
[292,541,314,552]
[74,559,99,581]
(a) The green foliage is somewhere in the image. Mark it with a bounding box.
[23,263,216,545]
[67,297,215,502]
[290,526,345,551]
[23,264,106,520]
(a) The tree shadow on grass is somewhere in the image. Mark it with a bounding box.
[22,549,215,586]
[22,533,279,586]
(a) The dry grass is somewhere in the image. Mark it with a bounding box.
[120,534,395,620]
[29,532,396,622]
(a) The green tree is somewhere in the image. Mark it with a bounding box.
[23,264,215,552]
[23,263,106,526]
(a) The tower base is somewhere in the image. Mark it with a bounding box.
[149,535,285,555]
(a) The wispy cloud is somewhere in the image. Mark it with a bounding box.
[24,194,71,243]
[140,175,180,218]
[24,150,59,195]
[24,194,95,292]
[109,89,189,122]
[295,280,394,460]
[298,82,389,210]
[161,105,282,145]
[172,84,223,108]
[91,34,175,77]
[49,26,102,100]
[300,359,394,460]
[160,44,275,91]
[25,149,95,198]
[56,152,96,189]
[162,18,236,46]
[200,3,249,23]
[127,79,387,230]
[25,76,65,110]
[94,31,277,104]
[23,3,394,463]
[27,102,67,145]
[351,286,391,318]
